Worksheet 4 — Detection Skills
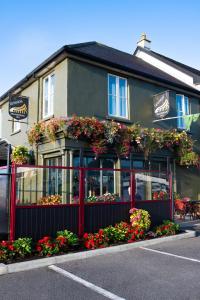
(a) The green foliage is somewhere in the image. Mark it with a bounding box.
[179,151,199,166]
[11,145,30,164]
[103,222,130,243]
[155,220,180,236]
[13,238,32,258]
[56,230,79,247]
[36,236,59,256]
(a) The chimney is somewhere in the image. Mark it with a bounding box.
[137,33,151,50]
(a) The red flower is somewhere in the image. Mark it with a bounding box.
[83,233,89,239]
[36,246,42,252]
[8,245,14,251]
[98,229,104,235]
[1,241,7,247]
[43,236,51,242]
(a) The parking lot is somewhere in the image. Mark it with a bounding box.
[0,232,200,300]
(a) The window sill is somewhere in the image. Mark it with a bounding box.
[11,129,21,136]
[106,115,132,124]
[42,114,54,121]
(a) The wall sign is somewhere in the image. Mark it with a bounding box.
[153,91,170,119]
[9,96,29,120]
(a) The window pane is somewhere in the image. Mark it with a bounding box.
[120,97,127,117]
[109,75,116,95]
[184,97,189,115]
[119,78,126,98]
[50,75,55,115]
[109,95,116,115]
[44,157,62,196]
[176,95,184,129]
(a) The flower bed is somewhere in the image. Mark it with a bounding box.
[0,209,180,264]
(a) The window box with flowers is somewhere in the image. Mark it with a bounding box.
[27,116,199,166]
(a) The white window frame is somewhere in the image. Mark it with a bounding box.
[176,94,190,130]
[108,74,128,119]
[42,73,55,118]
[12,119,20,133]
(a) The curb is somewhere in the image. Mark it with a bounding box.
[0,230,195,276]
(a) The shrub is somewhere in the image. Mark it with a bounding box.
[154,220,180,237]
[83,229,109,250]
[127,226,145,243]
[104,222,130,243]
[13,238,32,258]
[55,236,68,252]
[56,230,79,248]
[129,208,151,231]
[36,236,59,256]
[0,240,15,261]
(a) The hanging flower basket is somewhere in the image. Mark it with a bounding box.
[11,146,30,165]
[27,116,197,166]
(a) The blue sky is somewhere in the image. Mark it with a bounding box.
[1,0,200,95]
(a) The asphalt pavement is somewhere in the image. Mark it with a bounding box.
[0,234,200,300]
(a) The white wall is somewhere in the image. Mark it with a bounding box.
[135,49,200,91]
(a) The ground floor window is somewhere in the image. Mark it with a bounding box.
[73,156,115,201]
[44,157,62,196]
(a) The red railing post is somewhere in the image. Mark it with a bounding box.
[78,167,85,237]
[10,164,17,241]
[169,172,173,221]
[130,171,136,209]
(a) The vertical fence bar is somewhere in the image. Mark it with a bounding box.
[130,171,136,209]
[169,172,173,221]
[78,167,85,237]
[9,164,17,241]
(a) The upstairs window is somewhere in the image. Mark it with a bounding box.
[176,94,190,130]
[43,73,55,118]
[108,74,128,118]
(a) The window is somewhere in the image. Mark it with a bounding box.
[44,157,62,196]
[108,74,128,118]
[12,119,20,133]
[73,156,115,199]
[43,73,55,118]
[176,94,190,129]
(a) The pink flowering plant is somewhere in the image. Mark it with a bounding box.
[129,208,151,231]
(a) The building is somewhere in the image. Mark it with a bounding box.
[0,34,200,206]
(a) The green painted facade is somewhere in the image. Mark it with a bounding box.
[1,55,200,201]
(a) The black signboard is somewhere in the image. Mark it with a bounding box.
[9,96,29,120]
[153,91,170,119]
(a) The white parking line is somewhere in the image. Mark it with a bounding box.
[49,265,126,300]
[140,247,200,263]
